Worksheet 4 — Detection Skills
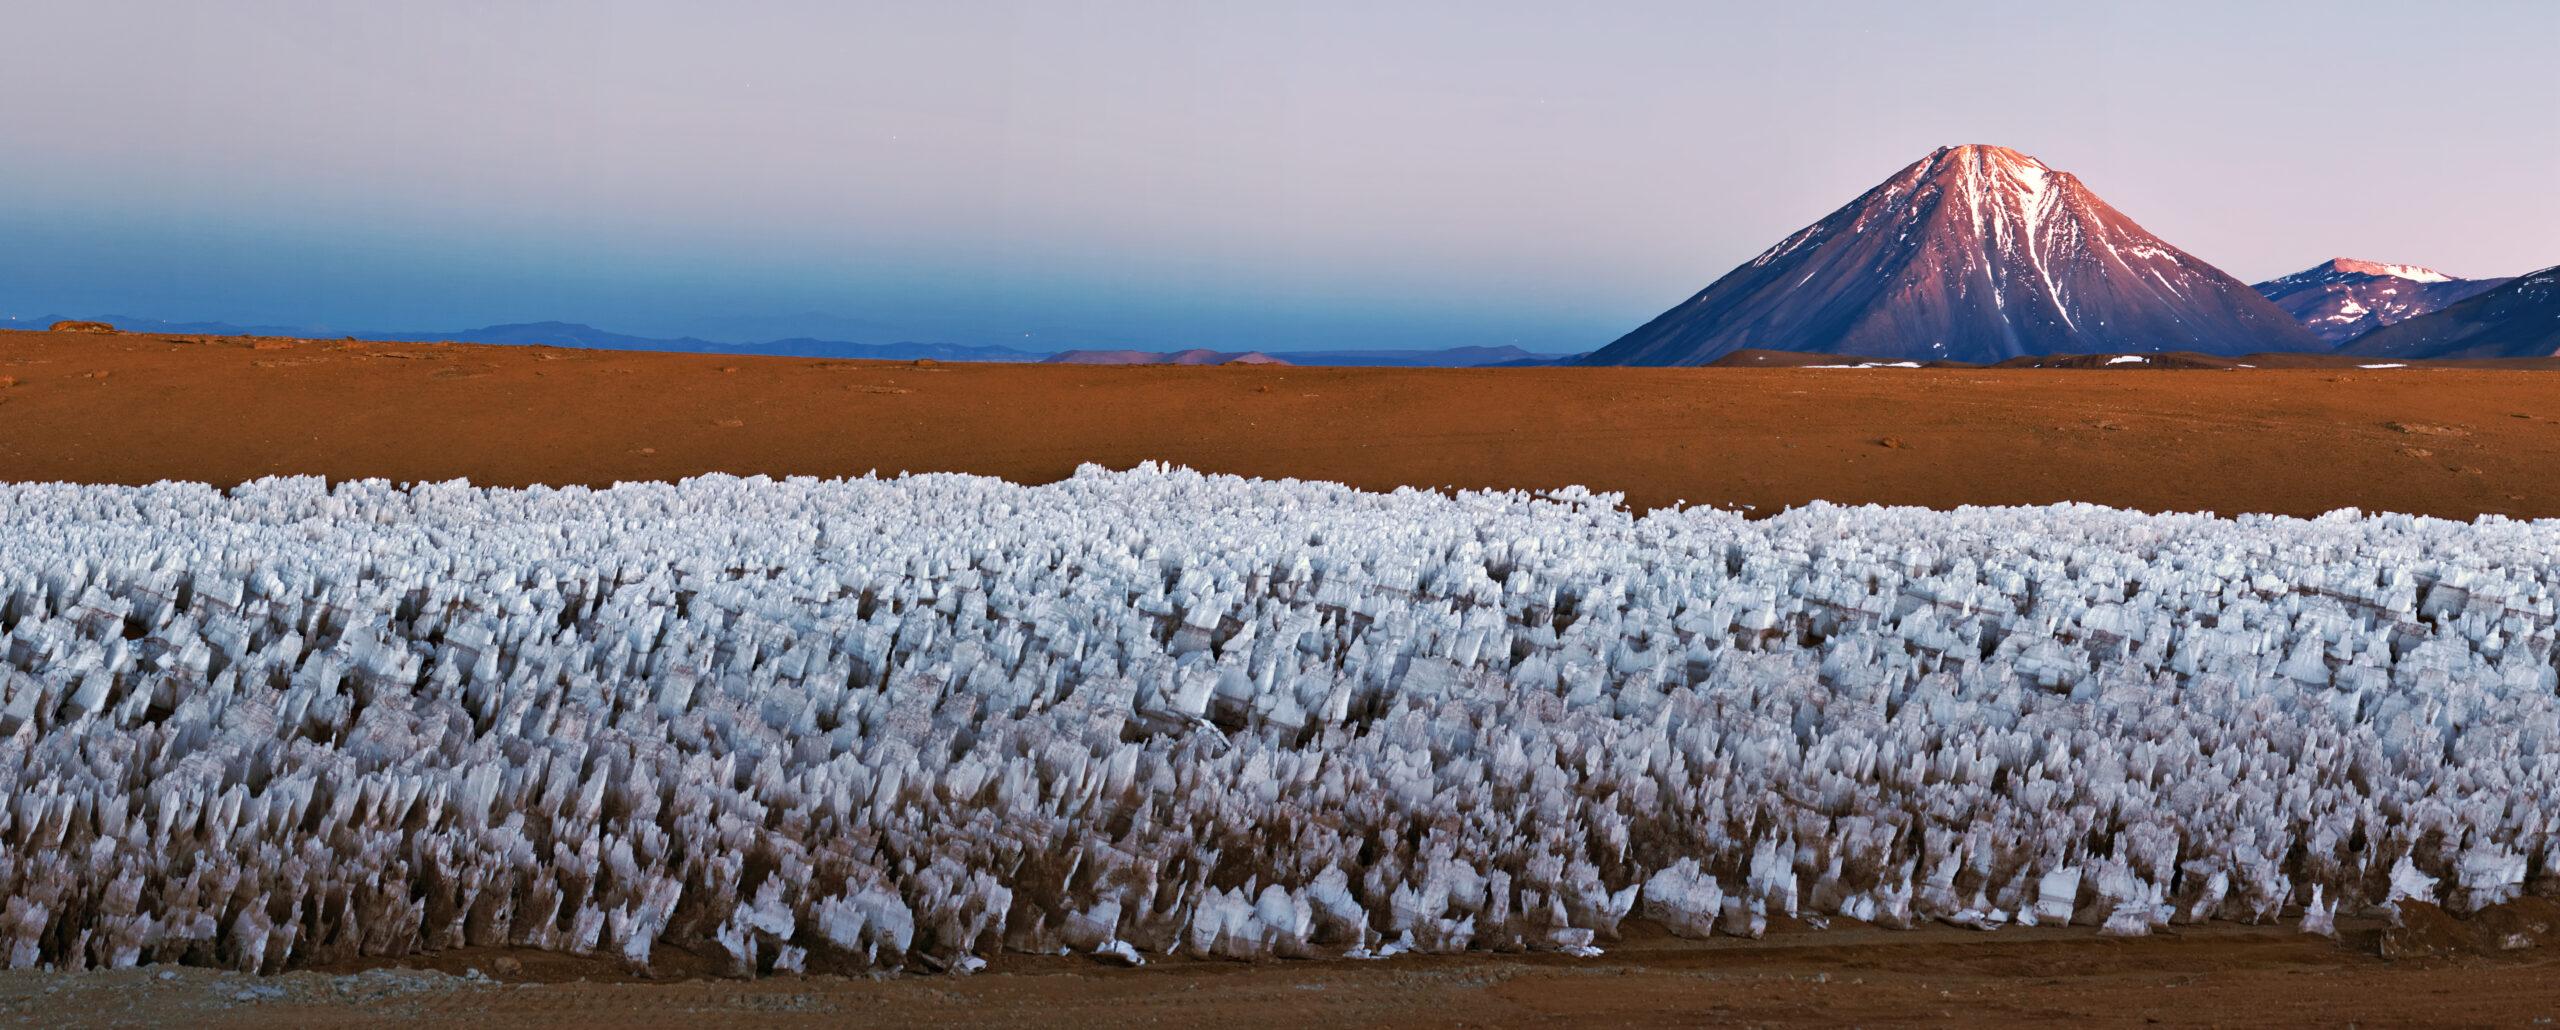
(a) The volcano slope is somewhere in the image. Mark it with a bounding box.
[1580,145,2326,365]
[3,327,2559,521]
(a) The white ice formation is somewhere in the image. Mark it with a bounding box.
[0,464,2555,975]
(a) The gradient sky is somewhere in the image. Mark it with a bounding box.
[4,1,2553,352]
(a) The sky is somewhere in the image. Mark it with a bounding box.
[3,1,2554,352]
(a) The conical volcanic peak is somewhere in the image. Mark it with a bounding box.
[1583,146,2327,365]
[2253,259,2511,345]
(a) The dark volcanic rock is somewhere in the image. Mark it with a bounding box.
[1989,352,2241,370]
[2340,266,2560,359]
[1581,145,2326,366]
[2252,259,2511,345]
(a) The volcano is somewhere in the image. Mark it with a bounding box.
[2252,259,2511,346]
[1581,145,2326,365]
[2338,265,2560,359]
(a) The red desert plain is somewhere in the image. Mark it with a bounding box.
[3,327,2558,522]
[7,325,2560,1029]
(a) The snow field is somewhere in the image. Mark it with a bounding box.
[0,463,2556,974]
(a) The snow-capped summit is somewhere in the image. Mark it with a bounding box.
[1581,144,2326,365]
[2325,258,2453,283]
[2253,259,2510,346]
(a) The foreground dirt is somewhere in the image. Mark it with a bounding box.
[3,918,2557,1029]
[4,328,2560,520]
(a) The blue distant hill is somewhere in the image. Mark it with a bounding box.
[1260,345,1578,367]
[3,316,1049,363]
[395,322,1054,362]
[5,315,1574,367]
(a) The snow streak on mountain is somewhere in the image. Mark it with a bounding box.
[2341,266,2560,359]
[2253,259,2512,346]
[1582,146,2326,366]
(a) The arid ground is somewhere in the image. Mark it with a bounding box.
[3,914,2558,1029]
[7,326,2560,1028]
[4,328,2559,521]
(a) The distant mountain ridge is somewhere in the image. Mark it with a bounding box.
[1043,345,1575,367]
[6,315,1562,367]
[1580,144,2325,365]
[1266,345,1567,367]
[0,315,1047,362]
[1045,349,1286,365]
[2339,266,2560,359]
[2251,259,2511,345]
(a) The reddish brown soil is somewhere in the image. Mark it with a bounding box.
[4,328,2559,520]
[8,327,2560,1027]
[7,918,2559,1028]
